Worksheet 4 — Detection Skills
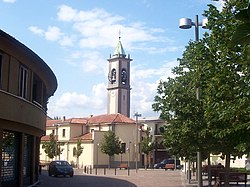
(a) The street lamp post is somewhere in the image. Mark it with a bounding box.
[97,143,99,167]
[179,15,207,187]
[134,112,141,173]
[127,141,131,168]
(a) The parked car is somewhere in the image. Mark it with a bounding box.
[154,158,181,169]
[48,160,74,177]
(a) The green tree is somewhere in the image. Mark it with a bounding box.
[42,133,63,159]
[100,131,122,168]
[153,1,250,186]
[73,139,84,168]
[141,127,154,169]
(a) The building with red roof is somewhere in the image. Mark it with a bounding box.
[40,113,142,168]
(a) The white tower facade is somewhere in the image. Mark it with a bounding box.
[107,38,132,117]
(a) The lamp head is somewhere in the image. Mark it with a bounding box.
[202,18,208,29]
[179,18,192,29]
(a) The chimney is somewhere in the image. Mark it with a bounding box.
[62,116,66,122]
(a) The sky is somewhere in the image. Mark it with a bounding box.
[1,0,224,119]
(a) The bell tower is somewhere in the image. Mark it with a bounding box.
[107,37,132,117]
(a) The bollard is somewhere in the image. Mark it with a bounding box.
[104,168,106,175]
[128,167,130,176]
[95,168,97,175]
[115,168,117,175]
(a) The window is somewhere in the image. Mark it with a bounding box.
[52,130,55,134]
[108,68,116,84]
[0,54,2,89]
[121,68,127,85]
[62,129,66,137]
[121,143,126,153]
[19,66,28,99]
[32,74,43,106]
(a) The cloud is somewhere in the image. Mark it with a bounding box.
[131,59,178,81]
[30,4,173,51]
[29,4,180,76]
[59,35,75,46]
[28,26,44,35]
[47,58,177,118]
[130,59,178,116]
[45,26,63,41]
[48,83,107,118]
[2,0,15,3]
[34,4,181,118]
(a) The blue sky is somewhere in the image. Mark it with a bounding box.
[1,0,224,119]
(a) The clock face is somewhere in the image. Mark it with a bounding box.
[121,69,127,84]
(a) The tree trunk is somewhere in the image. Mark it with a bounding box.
[109,156,111,169]
[207,153,212,187]
[145,154,148,170]
[77,157,79,169]
[224,153,231,187]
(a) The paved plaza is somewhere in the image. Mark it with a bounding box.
[36,168,249,187]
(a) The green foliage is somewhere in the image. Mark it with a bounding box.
[73,139,84,158]
[231,3,250,46]
[73,139,84,168]
[42,133,63,159]
[141,127,154,169]
[141,127,154,155]
[100,131,122,156]
[152,0,250,162]
[100,131,122,168]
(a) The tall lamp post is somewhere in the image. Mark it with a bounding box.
[179,15,207,187]
[134,112,141,173]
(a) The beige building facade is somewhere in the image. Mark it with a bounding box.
[139,117,169,167]
[40,114,143,169]
[0,30,57,187]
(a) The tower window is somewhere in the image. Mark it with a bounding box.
[121,69,127,84]
[108,68,116,84]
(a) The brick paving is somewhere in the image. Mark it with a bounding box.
[90,169,197,187]
[37,168,250,187]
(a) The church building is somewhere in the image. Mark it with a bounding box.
[40,37,143,169]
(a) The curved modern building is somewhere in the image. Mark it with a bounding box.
[0,30,57,187]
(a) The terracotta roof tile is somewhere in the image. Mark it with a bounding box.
[46,119,62,127]
[87,113,135,124]
[72,133,92,141]
[46,118,88,127]
[70,118,88,124]
[41,134,58,141]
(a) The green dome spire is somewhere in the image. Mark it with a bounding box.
[113,36,126,58]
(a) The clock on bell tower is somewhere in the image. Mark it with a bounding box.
[107,37,132,117]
